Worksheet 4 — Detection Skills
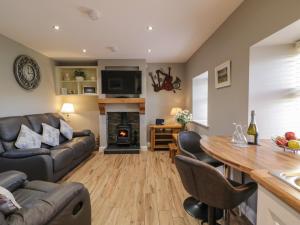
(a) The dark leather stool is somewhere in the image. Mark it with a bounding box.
[175,155,257,225]
[178,131,223,223]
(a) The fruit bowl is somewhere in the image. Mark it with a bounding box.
[272,137,300,154]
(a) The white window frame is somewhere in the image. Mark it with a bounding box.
[192,71,209,127]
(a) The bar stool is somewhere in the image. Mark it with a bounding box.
[175,155,257,225]
[178,131,223,222]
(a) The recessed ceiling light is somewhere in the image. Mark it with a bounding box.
[148,49,152,53]
[53,25,60,30]
[82,49,87,53]
[147,26,153,31]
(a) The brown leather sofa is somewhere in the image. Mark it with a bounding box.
[0,113,95,182]
[0,170,91,225]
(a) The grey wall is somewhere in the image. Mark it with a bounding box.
[0,34,57,117]
[146,63,186,125]
[185,0,300,136]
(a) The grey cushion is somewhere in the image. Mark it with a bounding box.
[15,125,42,149]
[41,123,60,147]
[60,120,73,140]
[0,187,21,216]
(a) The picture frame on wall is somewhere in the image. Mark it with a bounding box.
[215,60,231,89]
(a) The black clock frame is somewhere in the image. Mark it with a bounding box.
[13,55,41,90]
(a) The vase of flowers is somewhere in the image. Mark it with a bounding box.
[175,110,192,130]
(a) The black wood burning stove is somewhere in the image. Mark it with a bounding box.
[116,113,131,145]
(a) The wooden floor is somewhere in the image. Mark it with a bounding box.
[62,151,252,225]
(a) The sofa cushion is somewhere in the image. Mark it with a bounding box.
[26,114,50,134]
[15,125,42,149]
[0,117,31,142]
[46,113,62,129]
[0,171,27,192]
[54,138,89,160]
[46,114,68,144]
[13,180,59,207]
[0,186,21,215]
[50,148,73,172]
[0,116,32,151]
[0,142,4,154]
[60,120,73,140]
[41,123,60,147]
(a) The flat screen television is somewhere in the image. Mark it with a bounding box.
[101,70,142,94]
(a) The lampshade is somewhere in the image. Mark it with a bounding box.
[170,107,182,116]
[61,103,75,113]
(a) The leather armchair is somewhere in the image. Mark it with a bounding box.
[0,171,91,225]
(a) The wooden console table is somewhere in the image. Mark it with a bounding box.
[149,124,181,151]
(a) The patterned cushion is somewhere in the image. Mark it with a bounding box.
[42,123,60,147]
[15,125,42,149]
[60,119,73,140]
[0,186,21,215]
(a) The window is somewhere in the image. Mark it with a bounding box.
[192,71,208,126]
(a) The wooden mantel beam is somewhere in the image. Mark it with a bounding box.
[97,98,145,115]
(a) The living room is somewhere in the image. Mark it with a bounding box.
[0,1,299,225]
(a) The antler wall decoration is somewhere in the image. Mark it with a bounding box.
[149,67,181,93]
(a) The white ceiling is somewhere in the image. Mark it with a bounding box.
[0,0,243,63]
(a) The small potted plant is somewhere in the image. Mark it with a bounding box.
[74,70,86,81]
[175,110,192,130]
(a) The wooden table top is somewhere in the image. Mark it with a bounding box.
[149,124,182,129]
[200,136,300,213]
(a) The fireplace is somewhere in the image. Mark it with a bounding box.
[116,125,131,145]
[107,112,140,153]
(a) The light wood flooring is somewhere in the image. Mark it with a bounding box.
[62,151,252,225]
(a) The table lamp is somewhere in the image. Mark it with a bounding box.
[170,107,182,124]
[170,107,182,116]
[61,103,75,120]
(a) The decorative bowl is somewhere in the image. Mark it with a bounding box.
[271,137,300,154]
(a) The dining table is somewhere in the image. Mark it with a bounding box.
[199,136,300,217]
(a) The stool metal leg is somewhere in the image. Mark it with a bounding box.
[224,165,231,179]
[238,172,246,217]
[224,209,230,225]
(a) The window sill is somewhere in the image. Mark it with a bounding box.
[191,120,209,129]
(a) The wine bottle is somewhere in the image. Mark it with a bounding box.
[247,110,258,145]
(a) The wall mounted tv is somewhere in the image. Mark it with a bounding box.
[101,70,142,94]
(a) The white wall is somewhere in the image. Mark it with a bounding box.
[249,44,300,138]
[0,34,58,117]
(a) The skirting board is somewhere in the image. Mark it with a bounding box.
[99,146,148,152]
[99,146,106,152]
[140,146,148,151]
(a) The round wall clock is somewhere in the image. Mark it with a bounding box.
[13,55,41,90]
